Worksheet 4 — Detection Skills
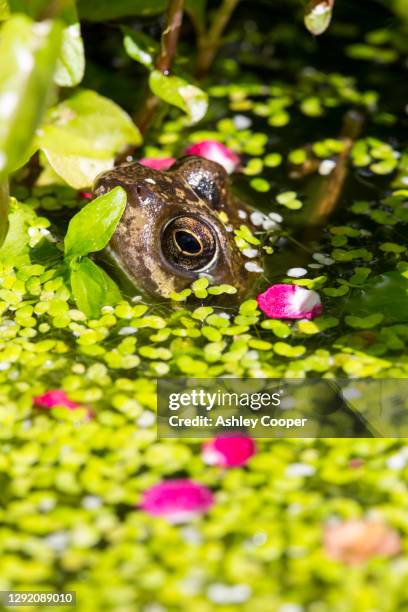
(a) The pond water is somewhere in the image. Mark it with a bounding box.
[10,68,407,381]
[1,1,408,609]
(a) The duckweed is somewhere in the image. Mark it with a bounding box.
[0,2,408,610]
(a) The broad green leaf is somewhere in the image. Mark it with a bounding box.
[149,70,208,124]
[37,89,141,188]
[0,180,9,246]
[304,0,334,36]
[55,23,85,86]
[0,198,36,265]
[78,0,166,21]
[70,256,122,318]
[9,1,84,87]
[40,150,113,189]
[36,150,68,186]
[55,0,85,88]
[64,186,127,260]
[0,0,9,20]
[122,27,158,69]
[0,15,62,178]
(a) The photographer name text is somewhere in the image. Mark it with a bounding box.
[168,415,308,429]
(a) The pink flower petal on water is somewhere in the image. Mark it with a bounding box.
[324,519,401,565]
[138,157,176,171]
[202,435,256,467]
[33,390,80,410]
[184,140,240,174]
[33,390,94,420]
[349,458,364,469]
[140,479,214,523]
[257,284,322,319]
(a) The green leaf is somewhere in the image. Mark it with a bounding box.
[70,256,122,318]
[345,313,384,329]
[64,186,127,260]
[54,1,85,87]
[0,198,36,265]
[55,23,85,86]
[122,27,158,69]
[0,15,62,178]
[37,89,141,188]
[149,70,208,124]
[0,180,9,246]
[304,0,334,36]
[10,0,85,87]
[0,0,9,20]
[78,0,166,21]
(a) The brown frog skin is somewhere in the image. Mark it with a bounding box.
[93,156,256,300]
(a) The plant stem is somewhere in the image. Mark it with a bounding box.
[157,0,184,74]
[136,0,185,136]
[196,0,239,78]
[308,109,364,226]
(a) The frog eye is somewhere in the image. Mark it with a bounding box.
[172,157,227,210]
[161,215,217,272]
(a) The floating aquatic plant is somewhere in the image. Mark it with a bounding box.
[0,1,407,610]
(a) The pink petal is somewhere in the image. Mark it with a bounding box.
[324,519,401,564]
[257,284,322,319]
[138,157,176,171]
[78,191,93,199]
[140,479,214,523]
[202,435,256,467]
[349,458,364,469]
[33,390,80,410]
[184,140,240,174]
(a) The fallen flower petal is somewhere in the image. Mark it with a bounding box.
[324,519,401,564]
[138,157,176,171]
[202,435,256,467]
[140,479,214,523]
[33,390,94,419]
[184,140,240,174]
[78,191,93,199]
[257,284,322,319]
[348,458,364,468]
[33,389,81,410]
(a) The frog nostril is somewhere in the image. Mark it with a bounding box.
[173,230,203,255]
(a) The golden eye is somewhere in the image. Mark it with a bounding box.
[161,216,217,272]
[173,229,203,255]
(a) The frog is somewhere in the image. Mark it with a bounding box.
[93,156,259,300]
